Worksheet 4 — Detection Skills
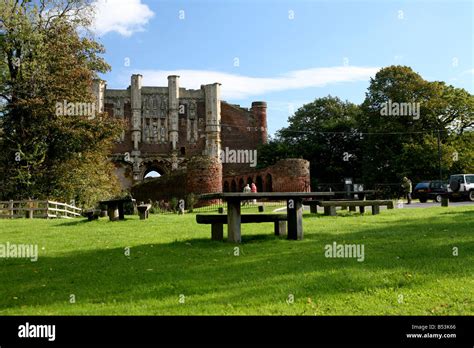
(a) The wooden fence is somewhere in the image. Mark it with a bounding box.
[0,200,82,219]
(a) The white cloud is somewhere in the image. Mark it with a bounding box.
[133,66,379,99]
[92,0,154,37]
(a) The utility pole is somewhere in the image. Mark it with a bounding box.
[437,129,442,181]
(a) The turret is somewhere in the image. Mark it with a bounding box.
[251,101,267,144]
[203,83,221,157]
[168,75,180,152]
[131,74,142,150]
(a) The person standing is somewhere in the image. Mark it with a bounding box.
[251,182,257,204]
[401,176,413,204]
[243,184,251,206]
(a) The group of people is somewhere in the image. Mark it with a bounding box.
[243,182,257,205]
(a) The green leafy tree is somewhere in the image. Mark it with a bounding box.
[259,96,363,187]
[0,0,122,206]
[258,66,472,189]
[358,65,473,185]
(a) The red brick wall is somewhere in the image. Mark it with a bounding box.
[131,155,223,203]
[221,102,267,176]
[131,158,309,204]
[223,159,311,193]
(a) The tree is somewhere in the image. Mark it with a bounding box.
[258,66,473,189]
[258,96,363,187]
[358,65,473,185]
[0,0,122,206]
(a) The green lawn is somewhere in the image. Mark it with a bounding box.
[0,206,473,315]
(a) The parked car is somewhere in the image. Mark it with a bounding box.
[413,180,448,203]
[448,174,474,201]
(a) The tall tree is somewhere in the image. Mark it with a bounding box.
[258,96,362,187]
[358,65,473,184]
[258,66,473,189]
[0,0,122,206]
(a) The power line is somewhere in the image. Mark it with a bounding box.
[219,122,445,136]
[276,129,444,136]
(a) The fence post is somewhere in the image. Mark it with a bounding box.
[28,200,33,219]
[9,200,13,219]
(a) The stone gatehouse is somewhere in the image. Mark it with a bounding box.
[93,74,310,200]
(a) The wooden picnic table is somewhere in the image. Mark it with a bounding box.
[330,190,376,200]
[303,190,376,213]
[199,192,334,243]
[99,198,136,221]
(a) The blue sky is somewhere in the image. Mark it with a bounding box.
[92,0,473,135]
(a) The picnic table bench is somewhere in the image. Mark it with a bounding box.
[199,192,334,243]
[319,200,394,215]
[196,213,288,241]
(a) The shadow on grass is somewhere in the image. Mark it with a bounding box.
[54,218,91,227]
[437,210,474,217]
[0,209,472,313]
[55,217,137,227]
[304,212,366,219]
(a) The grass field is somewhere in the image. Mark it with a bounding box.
[0,205,473,315]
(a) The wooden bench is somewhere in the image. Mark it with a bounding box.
[137,204,152,220]
[319,200,394,215]
[196,213,288,241]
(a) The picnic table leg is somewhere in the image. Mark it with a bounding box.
[118,202,125,220]
[227,199,241,243]
[287,198,303,240]
[108,203,119,221]
[274,221,287,237]
[324,206,336,216]
[211,223,224,241]
[372,205,380,215]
